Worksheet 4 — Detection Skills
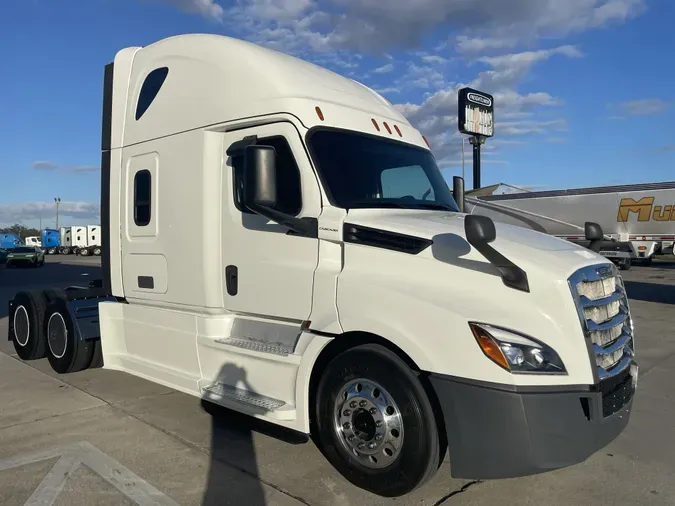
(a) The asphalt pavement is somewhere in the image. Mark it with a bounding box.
[0,254,674,505]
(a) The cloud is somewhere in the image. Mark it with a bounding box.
[616,98,671,116]
[32,161,59,171]
[0,201,100,227]
[374,63,394,73]
[661,145,675,152]
[157,0,224,21]
[156,0,645,56]
[30,161,99,174]
[151,0,647,177]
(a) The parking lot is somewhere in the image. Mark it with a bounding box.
[1,254,674,505]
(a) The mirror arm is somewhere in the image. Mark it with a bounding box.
[247,203,318,238]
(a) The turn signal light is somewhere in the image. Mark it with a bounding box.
[470,324,509,371]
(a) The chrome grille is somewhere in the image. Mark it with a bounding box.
[568,263,635,381]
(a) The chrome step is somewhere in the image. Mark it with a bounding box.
[214,337,294,356]
[202,382,286,411]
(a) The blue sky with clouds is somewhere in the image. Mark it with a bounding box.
[1,0,674,228]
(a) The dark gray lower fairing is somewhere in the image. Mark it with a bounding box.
[429,367,636,479]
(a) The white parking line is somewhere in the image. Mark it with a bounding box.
[0,441,180,506]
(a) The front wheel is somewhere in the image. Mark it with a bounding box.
[313,344,443,497]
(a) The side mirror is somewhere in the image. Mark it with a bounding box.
[243,145,277,209]
[584,222,603,241]
[465,214,496,245]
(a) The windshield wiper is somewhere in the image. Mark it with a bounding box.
[412,203,458,212]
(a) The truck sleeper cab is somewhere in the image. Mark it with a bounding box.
[7,34,638,498]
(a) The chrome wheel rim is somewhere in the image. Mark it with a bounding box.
[13,305,29,347]
[333,378,404,469]
[47,313,68,359]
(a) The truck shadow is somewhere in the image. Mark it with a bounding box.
[624,280,675,305]
[200,363,307,506]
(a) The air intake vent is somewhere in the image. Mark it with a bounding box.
[343,224,432,255]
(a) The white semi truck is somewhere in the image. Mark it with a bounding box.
[7,34,638,497]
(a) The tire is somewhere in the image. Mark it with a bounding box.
[48,248,56,255]
[313,344,442,497]
[620,258,632,271]
[44,297,95,374]
[9,290,49,360]
[80,248,89,256]
[93,247,102,256]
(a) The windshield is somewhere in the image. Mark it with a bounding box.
[12,247,34,253]
[308,129,460,212]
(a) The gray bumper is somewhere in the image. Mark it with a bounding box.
[429,365,636,479]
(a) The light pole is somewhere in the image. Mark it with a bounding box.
[54,197,61,229]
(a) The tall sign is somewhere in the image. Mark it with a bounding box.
[458,88,494,189]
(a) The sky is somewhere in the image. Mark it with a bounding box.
[1,0,674,228]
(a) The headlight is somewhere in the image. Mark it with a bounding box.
[469,323,567,374]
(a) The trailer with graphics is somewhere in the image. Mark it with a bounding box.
[7,34,638,498]
[466,181,675,270]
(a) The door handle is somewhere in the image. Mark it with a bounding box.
[226,265,238,296]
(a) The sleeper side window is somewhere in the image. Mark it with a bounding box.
[134,169,152,226]
[135,67,169,120]
[232,136,302,216]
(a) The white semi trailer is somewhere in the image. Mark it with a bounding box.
[76,225,103,256]
[467,181,675,270]
[7,34,638,497]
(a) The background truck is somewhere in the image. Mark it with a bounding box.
[6,34,638,498]
[41,228,61,254]
[76,225,103,256]
[0,233,23,249]
[24,236,42,247]
[466,181,675,270]
[58,227,72,254]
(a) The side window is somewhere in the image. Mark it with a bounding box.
[135,67,169,121]
[232,136,302,216]
[380,165,435,201]
[134,169,152,226]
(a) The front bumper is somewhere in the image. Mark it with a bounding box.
[429,365,636,479]
[7,257,38,266]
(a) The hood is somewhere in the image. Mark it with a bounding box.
[345,209,609,278]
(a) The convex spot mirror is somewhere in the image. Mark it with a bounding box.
[465,214,496,245]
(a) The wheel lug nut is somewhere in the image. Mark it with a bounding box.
[375,434,383,441]
[343,409,351,416]
[368,443,376,449]
[350,401,357,408]
[343,422,351,429]
[358,443,366,449]
[376,420,383,427]
[348,435,355,441]
[359,400,367,407]
[369,408,377,415]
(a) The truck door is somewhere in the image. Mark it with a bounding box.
[221,121,321,321]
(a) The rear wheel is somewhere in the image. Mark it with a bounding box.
[93,247,102,256]
[80,248,90,256]
[10,291,49,360]
[44,297,95,374]
[313,344,442,497]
